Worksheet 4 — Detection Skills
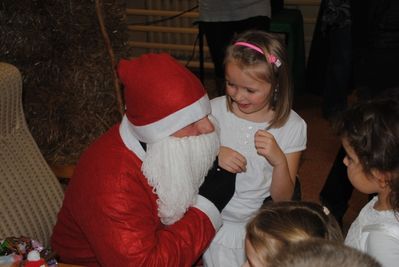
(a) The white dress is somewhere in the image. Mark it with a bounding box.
[345,196,399,267]
[203,96,307,267]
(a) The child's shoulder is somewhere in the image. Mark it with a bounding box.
[210,95,227,113]
[285,110,306,128]
[274,110,307,148]
[210,95,226,105]
[358,196,397,225]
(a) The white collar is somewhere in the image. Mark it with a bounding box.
[119,115,146,161]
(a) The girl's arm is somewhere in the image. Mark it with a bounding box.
[254,130,301,201]
[270,151,301,201]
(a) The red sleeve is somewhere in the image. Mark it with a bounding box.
[73,157,216,267]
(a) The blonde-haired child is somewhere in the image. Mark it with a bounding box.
[202,30,307,267]
[243,201,343,266]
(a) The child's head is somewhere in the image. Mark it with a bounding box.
[224,30,292,128]
[269,239,381,267]
[335,95,399,212]
[244,201,343,267]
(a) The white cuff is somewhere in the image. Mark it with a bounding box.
[194,195,222,231]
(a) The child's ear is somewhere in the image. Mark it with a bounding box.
[371,169,390,188]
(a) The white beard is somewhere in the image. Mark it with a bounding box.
[141,131,219,225]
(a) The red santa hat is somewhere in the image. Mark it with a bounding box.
[117,53,210,143]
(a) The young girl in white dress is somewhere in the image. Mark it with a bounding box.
[339,93,399,267]
[203,30,307,267]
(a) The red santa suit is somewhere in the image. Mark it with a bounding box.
[51,54,222,267]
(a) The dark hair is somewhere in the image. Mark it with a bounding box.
[224,30,292,128]
[246,201,343,265]
[334,93,399,213]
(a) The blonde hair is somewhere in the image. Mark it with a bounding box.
[246,201,343,265]
[224,30,292,128]
[270,239,381,267]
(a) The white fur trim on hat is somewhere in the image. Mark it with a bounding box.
[126,94,211,143]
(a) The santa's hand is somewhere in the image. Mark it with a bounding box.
[218,146,247,173]
[199,157,236,212]
[254,130,285,167]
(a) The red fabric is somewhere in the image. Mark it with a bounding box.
[118,54,206,126]
[51,125,215,267]
[24,259,46,267]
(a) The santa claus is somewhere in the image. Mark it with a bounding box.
[51,53,236,267]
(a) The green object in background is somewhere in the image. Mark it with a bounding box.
[270,8,306,94]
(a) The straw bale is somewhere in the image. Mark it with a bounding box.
[0,0,130,165]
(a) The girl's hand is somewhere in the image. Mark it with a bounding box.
[218,146,247,173]
[254,130,286,167]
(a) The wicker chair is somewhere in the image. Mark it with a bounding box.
[0,62,64,248]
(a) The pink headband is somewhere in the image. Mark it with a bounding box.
[234,41,282,68]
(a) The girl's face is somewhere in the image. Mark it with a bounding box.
[225,62,273,120]
[243,239,265,267]
[342,138,379,194]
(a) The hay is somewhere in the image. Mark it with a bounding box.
[0,0,130,165]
